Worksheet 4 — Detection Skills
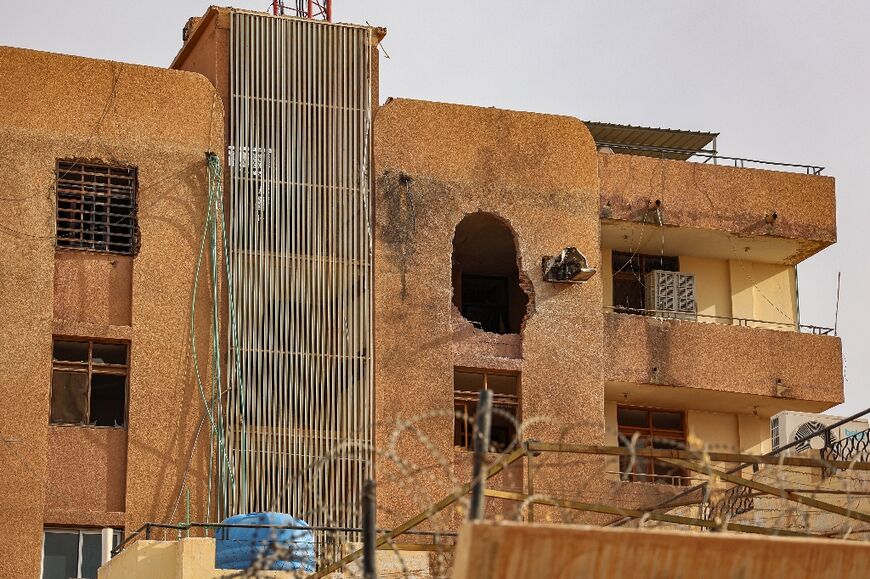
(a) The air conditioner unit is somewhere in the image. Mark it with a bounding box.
[644,270,696,321]
[770,411,869,454]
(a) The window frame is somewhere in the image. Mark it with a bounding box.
[55,160,138,255]
[611,251,679,313]
[41,527,121,579]
[50,338,130,428]
[616,405,688,486]
[453,367,520,453]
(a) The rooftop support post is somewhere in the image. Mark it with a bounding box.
[362,479,376,579]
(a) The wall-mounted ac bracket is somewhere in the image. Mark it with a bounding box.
[541,247,597,283]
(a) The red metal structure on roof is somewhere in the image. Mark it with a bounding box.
[272,0,333,21]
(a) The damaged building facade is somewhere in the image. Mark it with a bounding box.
[0,46,224,578]
[0,5,844,578]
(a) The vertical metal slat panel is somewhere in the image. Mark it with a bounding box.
[226,12,373,534]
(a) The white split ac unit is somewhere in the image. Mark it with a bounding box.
[770,411,869,453]
[644,270,696,321]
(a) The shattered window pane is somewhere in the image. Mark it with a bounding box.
[53,340,88,363]
[92,342,127,365]
[90,374,126,426]
[453,368,519,452]
[50,337,128,427]
[50,371,88,424]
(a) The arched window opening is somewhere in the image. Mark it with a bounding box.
[452,212,529,334]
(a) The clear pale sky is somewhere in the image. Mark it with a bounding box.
[2,1,867,414]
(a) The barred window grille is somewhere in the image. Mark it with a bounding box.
[56,161,138,255]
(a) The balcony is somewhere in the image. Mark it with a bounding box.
[598,150,836,265]
[602,310,843,414]
[605,305,834,335]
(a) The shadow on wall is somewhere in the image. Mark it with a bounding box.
[451,212,532,335]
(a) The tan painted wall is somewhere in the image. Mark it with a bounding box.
[601,247,613,308]
[730,260,797,329]
[687,410,740,453]
[373,98,603,526]
[679,256,732,319]
[0,46,222,577]
[603,401,619,478]
[99,537,434,578]
[739,413,772,454]
[598,152,836,263]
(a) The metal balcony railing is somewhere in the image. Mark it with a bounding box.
[821,434,870,478]
[604,306,834,336]
[598,142,825,175]
[112,521,457,571]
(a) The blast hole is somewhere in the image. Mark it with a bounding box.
[452,212,529,334]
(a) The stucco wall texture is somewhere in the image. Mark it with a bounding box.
[0,17,850,574]
[372,98,606,526]
[604,313,843,406]
[598,152,836,263]
[0,46,223,577]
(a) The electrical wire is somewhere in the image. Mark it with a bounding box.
[190,152,236,521]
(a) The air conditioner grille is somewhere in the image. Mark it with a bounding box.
[645,270,696,320]
[771,416,780,450]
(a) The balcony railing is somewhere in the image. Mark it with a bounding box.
[603,306,834,336]
[598,142,824,175]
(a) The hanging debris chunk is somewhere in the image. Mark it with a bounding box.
[541,247,597,283]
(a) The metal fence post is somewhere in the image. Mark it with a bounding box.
[469,389,493,521]
[526,440,537,523]
[362,479,376,579]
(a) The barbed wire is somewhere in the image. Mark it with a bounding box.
[117,408,870,578]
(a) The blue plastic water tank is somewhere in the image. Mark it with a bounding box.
[215,512,315,572]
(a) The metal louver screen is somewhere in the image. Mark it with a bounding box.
[645,270,696,320]
[771,416,780,450]
[55,161,137,255]
[225,12,374,530]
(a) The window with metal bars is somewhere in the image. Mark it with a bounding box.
[50,338,129,427]
[454,368,519,452]
[55,161,138,255]
[617,405,688,485]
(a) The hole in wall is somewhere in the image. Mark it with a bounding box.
[451,212,531,334]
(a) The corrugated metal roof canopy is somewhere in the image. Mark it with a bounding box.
[585,121,718,161]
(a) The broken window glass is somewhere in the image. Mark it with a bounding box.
[50,338,128,427]
[53,340,89,363]
[454,368,519,453]
[92,342,127,365]
[89,374,126,427]
[50,372,88,424]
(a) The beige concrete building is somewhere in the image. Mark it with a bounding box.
[0,5,846,578]
[0,45,224,578]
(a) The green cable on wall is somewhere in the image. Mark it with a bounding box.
[189,152,251,522]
